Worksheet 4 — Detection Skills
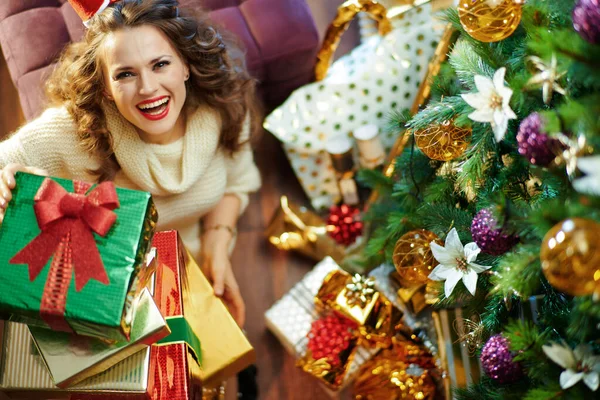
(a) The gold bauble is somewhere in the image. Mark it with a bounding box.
[393,230,441,286]
[458,0,523,43]
[413,121,471,161]
[540,218,600,297]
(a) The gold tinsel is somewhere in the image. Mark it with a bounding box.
[354,347,437,400]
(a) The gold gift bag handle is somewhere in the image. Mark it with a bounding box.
[314,0,394,81]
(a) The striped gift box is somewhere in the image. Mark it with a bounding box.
[265,257,380,395]
[0,320,151,398]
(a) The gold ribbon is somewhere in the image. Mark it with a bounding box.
[353,336,438,400]
[265,196,346,263]
[315,0,392,81]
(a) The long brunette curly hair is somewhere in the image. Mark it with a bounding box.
[45,0,259,181]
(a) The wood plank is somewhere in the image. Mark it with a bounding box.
[230,2,359,399]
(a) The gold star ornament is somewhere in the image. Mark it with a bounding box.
[554,133,593,181]
[526,54,566,104]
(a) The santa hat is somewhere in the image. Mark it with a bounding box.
[68,0,120,26]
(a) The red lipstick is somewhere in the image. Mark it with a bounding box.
[137,96,170,121]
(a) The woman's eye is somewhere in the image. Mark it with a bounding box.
[115,71,134,80]
[154,61,170,69]
[154,61,170,70]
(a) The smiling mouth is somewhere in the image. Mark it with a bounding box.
[137,97,170,116]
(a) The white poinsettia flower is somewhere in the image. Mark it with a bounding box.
[427,228,491,298]
[573,155,600,196]
[461,67,517,142]
[543,342,600,391]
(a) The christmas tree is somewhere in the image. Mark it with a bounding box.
[359,0,600,398]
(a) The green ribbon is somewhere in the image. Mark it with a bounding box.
[157,316,202,365]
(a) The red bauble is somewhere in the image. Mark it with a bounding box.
[326,204,363,246]
[307,314,357,367]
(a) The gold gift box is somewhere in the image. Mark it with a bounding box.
[152,230,254,387]
[181,243,256,385]
[315,269,404,349]
[297,267,407,390]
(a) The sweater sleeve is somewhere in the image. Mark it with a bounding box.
[0,108,80,175]
[223,114,261,215]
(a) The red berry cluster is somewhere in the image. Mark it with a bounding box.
[326,204,363,246]
[307,314,357,367]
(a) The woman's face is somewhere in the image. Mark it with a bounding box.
[102,25,189,144]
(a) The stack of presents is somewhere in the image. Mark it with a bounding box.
[0,173,254,399]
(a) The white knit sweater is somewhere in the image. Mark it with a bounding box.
[0,104,261,259]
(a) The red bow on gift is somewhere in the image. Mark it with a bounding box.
[10,178,119,330]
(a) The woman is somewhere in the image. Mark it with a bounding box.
[0,0,261,327]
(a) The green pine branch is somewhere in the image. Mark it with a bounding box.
[568,297,600,342]
[523,386,564,400]
[406,96,469,131]
[491,244,542,299]
[449,39,496,88]
[359,2,600,397]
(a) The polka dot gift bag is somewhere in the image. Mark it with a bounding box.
[264,0,446,210]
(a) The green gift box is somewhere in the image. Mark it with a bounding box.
[0,172,157,342]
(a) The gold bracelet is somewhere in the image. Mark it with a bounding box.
[203,224,237,238]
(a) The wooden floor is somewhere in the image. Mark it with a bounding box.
[232,2,359,399]
[0,1,359,399]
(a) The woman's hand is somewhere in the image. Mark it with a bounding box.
[200,229,245,327]
[0,163,48,223]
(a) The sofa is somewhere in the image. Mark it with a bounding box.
[0,0,319,121]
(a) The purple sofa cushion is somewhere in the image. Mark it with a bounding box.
[0,0,319,120]
[183,0,244,10]
[0,0,58,20]
[0,8,70,78]
[209,6,265,80]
